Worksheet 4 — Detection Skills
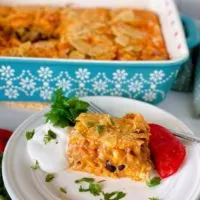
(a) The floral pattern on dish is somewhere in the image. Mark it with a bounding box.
[0,66,177,103]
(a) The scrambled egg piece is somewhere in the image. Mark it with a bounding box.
[68,113,152,181]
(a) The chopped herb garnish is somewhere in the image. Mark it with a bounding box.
[96,125,105,133]
[31,160,40,170]
[110,118,115,126]
[59,187,67,194]
[148,197,160,200]
[75,177,126,200]
[79,182,102,196]
[103,191,126,200]
[89,183,102,196]
[75,177,95,184]
[26,129,35,140]
[146,177,161,187]
[44,130,57,144]
[97,180,106,183]
[45,174,55,182]
[48,130,57,138]
[86,122,95,127]
[45,88,89,128]
[75,177,102,196]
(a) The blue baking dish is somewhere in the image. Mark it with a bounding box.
[0,58,188,104]
[0,0,195,104]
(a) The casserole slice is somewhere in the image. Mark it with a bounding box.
[68,113,152,181]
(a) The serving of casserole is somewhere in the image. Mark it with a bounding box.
[0,0,190,104]
[68,113,152,181]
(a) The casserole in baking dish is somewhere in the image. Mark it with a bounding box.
[0,0,191,104]
[0,6,169,61]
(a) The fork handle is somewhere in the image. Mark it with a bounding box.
[172,131,200,143]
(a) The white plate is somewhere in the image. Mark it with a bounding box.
[2,96,200,200]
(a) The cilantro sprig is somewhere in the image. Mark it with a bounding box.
[146,177,161,187]
[103,191,126,200]
[45,88,89,128]
[86,122,95,127]
[148,197,160,200]
[96,125,105,133]
[75,177,95,184]
[59,187,67,194]
[26,129,35,140]
[110,118,115,126]
[75,177,126,200]
[75,177,102,196]
[43,130,57,144]
[79,182,102,196]
[31,160,40,170]
[45,174,55,182]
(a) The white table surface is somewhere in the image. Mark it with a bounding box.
[0,91,200,136]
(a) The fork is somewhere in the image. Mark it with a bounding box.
[88,101,200,143]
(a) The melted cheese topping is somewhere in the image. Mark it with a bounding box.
[0,6,168,60]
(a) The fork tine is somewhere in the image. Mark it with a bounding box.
[88,106,98,113]
[88,106,101,114]
[88,104,102,113]
[89,102,106,114]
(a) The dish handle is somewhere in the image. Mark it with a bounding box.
[181,15,200,49]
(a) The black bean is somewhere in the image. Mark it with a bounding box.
[105,161,116,172]
[118,164,125,171]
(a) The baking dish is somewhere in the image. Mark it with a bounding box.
[0,0,190,104]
